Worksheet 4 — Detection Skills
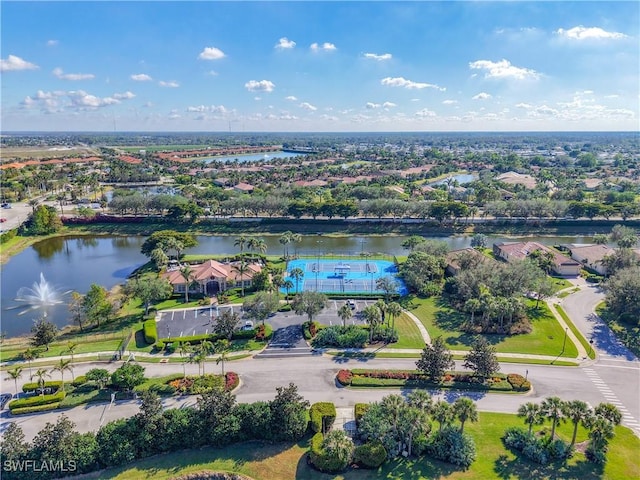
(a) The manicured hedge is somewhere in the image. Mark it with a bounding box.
[72,375,88,387]
[353,441,387,469]
[22,381,62,393]
[9,390,66,410]
[159,333,221,346]
[309,402,336,434]
[143,319,158,344]
[341,369,532,393]
[354,403,369,426]
[10,402,61,415]
[308,432,348,473]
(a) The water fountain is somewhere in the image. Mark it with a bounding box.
[13,273,71,315]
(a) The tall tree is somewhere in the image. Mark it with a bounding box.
[68,291,87,331]
[463,336,500,380]
[517,402,544,434]
[31,368,51,397]
[362,304,382,343]
[385,302,403,331]
[21,347,39,378]
[432,400,453,432]
[213,309,241,339]
[269,383,310,441]
[564,399,593,446]
[179,265,194,303]
[243,291,280,326]
[178,342,192,378]
[291,291,328,323]
[82,284,112,328]
[416,336,455,381]
[453,397,478,433]
[290,267,305,294]
[125,276,173,314]
[337,303,353,327]
[52,358,74,391]
[541,396,566,440]
[214,339,230,376]
[279,231,293,259]
[30,317,58,351]
[5,367,23,399]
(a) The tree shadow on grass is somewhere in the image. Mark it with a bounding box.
[494,453,604,480]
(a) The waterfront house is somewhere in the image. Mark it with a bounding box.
[565,244,614,275]
[162,259,262,296]
[493,241,581,276]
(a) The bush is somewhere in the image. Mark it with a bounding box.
[427,426,476,469]
[190,374,224,394]
[302,321,320,340]
[336,369,353,386]
[308,432,352,473]
[502,426,571,464]
[412,434,430,456]
[354,403,369,427]
[9,390,66,410]
[10,402,61,415]
[143,319,158,344]
[72,375,88,387]
[149,384,177,396]
[354,441,387,468]
[278,304,292,312]
[225,372,239,391]
[312,325,369,348]
[231,329,255,340]
[22,380,62,393]
[309,402,337,433]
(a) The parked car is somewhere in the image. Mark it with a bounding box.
[242,320,254,331]
[1,203,11,209]
[347,299,356,309]
[0,218,7,223]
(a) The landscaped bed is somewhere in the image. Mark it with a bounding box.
[336,369,531,392]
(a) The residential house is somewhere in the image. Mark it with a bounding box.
[493,241,581,276]
[566,244,614,275]
[445,247,495,276]
[162,259,262,296]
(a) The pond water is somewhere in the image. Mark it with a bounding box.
[429,173,477,186]
[203,151,307,163]
[0,232,597,337]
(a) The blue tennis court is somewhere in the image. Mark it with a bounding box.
[282,259,407,296]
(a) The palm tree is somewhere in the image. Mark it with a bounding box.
[22,347,39,378]
[338,303,353,327]
[517,402,544,435]
[279,231,292,259]
[214,339,230,376]
[178,342,193,378]
[290,267,304,294]
[254,238,267,261]
[291,232,302,258]
[362,305,382,343]
[246,237,261,263]
[401,407,429,457]
[28,198,40,213]
[52,358,73,391]
[375,299,387,325]
[594,402,622,426]
[385,302,403,332]
[31,368,51,397]
[232,260,250,297]
[282,279,294,302]
[64,342,78,380]
[179,264,194,303]
[5,367,23,398]
[407,390,433,414]
[541,396,566,440]
[432,400,452,432]
[453,397,478,433]
[197,340,214,376]
[564,400,593,446]
[234,235,248,260]
[587,417,615,452]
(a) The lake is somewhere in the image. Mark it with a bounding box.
[0,233,598,337]
[203,151,307,163]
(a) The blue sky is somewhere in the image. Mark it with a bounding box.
[1,1,638,132]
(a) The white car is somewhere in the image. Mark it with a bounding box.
[242,320,254,331]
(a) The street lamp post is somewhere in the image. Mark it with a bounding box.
[562,327,568,353]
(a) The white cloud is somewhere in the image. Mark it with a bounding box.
[381,77,445,91]
[415,109,436,117]
[1,55,38,72]
[469,59,540,80]
[53,67,95,81]
[382,102,397,108]
[206,70,219,77]
[366,102,381,109]
[604,94,619,99]
[310,42,337,52]
[46,40,59,47]
[364,52,392,61]
[275,37,296,49]
[159,80,180,88]
[198,46,226,60]
[472,92,492,100]
[515,102,533,109]
[245,80,275,92]
[556,26,627,40]
[113,91,135,100]
[186,105,229,114]
[68,90,119,108]
[285,95,298,101]
[442,100,458,105]
[299,102,317,111]
[131,73,153,81]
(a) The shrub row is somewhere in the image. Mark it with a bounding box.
[143,319,158,344]
[22,381,62,393]
[9,390,66,411]
[72,375,88,387]
[354,403,369,427]
[312,325,369,348]
[341,369,531,392]
[309,402,336,434]
[503,427,573,465]
[10,402,61,415]
[0,229,18,244]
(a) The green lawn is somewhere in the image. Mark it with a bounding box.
[386,313,426,349]
[554,304,596,359]
[408,297,579,358]
[89,412,640,480]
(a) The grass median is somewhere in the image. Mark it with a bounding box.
[554,304,596,359]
